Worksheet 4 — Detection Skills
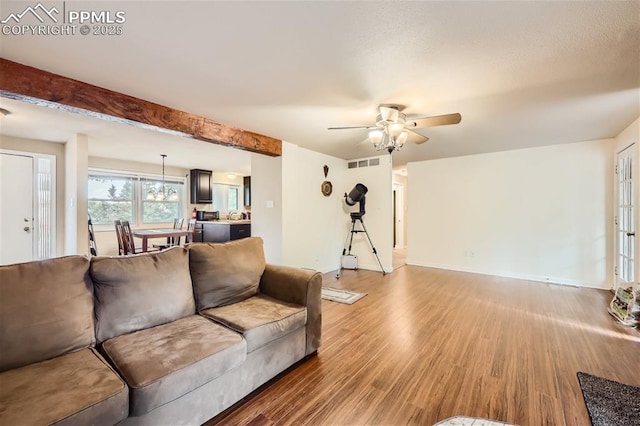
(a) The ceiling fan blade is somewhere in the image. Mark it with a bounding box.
[328,125,372,130]
[406,129,429,144]
[406,113,461,129]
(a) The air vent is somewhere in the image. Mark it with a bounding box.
[348,159,381,169]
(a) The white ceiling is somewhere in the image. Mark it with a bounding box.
[0,1,638,170]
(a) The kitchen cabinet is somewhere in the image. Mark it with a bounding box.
[192,222,204,243]
[190,169,212,204]
[243,176,251,207]
[197,221,251,243]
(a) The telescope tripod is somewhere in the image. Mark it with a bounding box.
[336,213,385,278]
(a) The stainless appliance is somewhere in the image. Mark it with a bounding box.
[196,211,219,221]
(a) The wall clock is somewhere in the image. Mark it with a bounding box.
[321,164,332,196]
[321,180,333,196]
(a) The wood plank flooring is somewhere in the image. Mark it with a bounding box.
[209,266,640,425]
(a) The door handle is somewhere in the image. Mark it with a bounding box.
[627,232,636,237]
[24,227,30,232]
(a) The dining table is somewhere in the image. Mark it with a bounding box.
[131,228,193,252]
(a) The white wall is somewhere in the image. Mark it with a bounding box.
[407,139,615,288]
[344,155,393,273]
[65,134,88,256]
[250,152,283,264]
[281,143,346,272]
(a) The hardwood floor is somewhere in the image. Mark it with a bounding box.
[210,266,640,425]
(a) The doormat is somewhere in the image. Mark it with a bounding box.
[321,287,366,304]
[577,372,640,426]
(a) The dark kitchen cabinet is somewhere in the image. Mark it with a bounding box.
[190,169,212,204]
[193,222,204,243]
[198,222,251,243]
[243,176,251,207]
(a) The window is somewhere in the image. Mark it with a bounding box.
[141,178,181,223]
[88,175,135,224]
[212,183,240,213]
[88,171,184,226]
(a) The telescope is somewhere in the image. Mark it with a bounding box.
[338,183,384,277]
[344,183,368,219]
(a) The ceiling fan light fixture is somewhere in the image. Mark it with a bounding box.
[368,129,384,146]
[396,131,408,147]
[328,104,461,155]
[379,106,399,123]
[388,122,404,138]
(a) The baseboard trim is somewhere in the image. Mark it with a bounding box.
[405,260,612,290]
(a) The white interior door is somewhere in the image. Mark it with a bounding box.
[393,183,405,248]
[0,153,34,265]
[615,144,636,289]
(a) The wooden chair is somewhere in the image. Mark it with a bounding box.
[153,218,185,250]
[114,220,126,255]
[122,221,161,255]
[186,218,197,243]
[121,221,142,255]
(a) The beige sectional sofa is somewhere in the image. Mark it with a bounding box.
[0,237,322,425]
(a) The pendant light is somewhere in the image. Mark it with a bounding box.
[159,154,167,201]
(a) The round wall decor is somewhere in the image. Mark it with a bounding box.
[321,180,333,196]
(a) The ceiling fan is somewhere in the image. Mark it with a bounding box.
[328,104,461,154]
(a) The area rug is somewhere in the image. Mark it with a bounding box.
[577,372,640,426]
[321,287,366,304]
[433,416,516,426]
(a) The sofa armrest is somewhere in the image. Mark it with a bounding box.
[259,264,322,355]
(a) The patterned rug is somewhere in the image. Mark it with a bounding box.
[577,372,640,426]
[321,287,366,304]
[433,416,516,426]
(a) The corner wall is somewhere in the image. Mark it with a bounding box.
[251,152,283,265]
[281,143,346,273]
[407,139,615,288]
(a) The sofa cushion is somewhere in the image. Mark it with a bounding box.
[0,348,128,425]
[189,237,266,310]
[201,294,306,353]
[90,247,195,343]
[0,256,94,372]
[102,315,246,416]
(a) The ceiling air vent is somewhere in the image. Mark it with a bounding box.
[348,159,381,169]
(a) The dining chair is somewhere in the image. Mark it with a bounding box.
[185,218,197,243]
[114,220,126,255]
[121,221,140,255]
[153,217,185,250]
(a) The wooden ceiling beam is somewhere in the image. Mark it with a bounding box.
[0,59,282,157]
